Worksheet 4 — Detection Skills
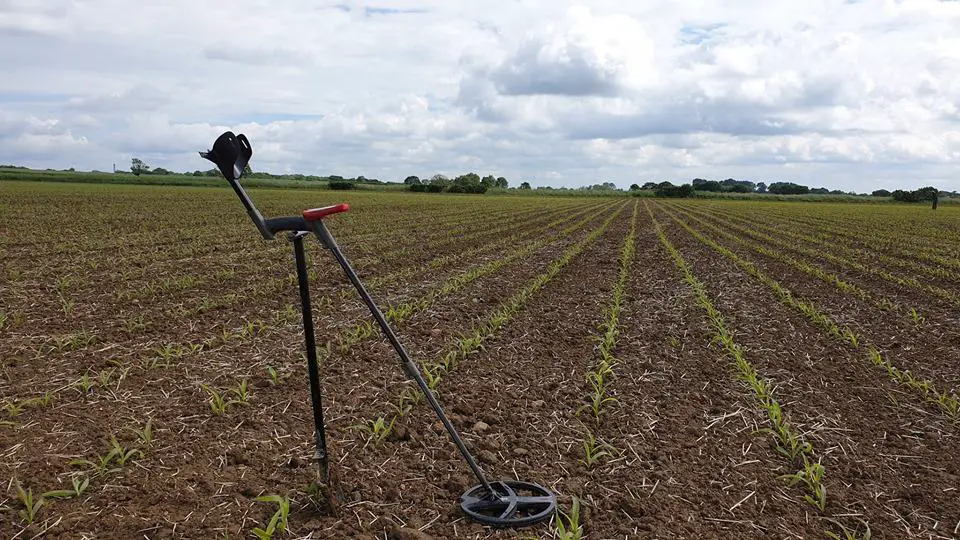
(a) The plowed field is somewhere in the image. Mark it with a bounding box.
[1,182,958,539]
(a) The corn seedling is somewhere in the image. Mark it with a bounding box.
[109,436,142,466]
[554,496,584,540]
[423,364,443,391]
[15,484,44,525]
[201,384,239,415]
[75,371,94,394]
[251,494,290,540]
[825,518,872,540]
[131,418,154,448]
[350,416,395,448]
[4,399,24,418]
[122,314,151,333]
[780,457,827,511]
[580,430,610,469]
[97,368,115,388]
[231,379,251,404]
[266,366,285,386]
[909,308,925,326]
[42,475,90,500]
[842,327,859,348]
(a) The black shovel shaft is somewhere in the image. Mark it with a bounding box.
[292,232,329,483]
[310,220,494,494]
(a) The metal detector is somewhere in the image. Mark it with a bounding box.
[199,131,556,528]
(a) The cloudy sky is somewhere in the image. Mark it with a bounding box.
[2,1,959,191]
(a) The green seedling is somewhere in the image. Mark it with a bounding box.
[201,385,238,415]
[825,518,872,540]
[251,494,290,540]
[266,366,287,386]
[350,416,395,448]
[423,364,443,391]
[554,495,583,540]
[231,379,250,404]
[780,457,827,511]
[42,475,90,500]
[15,484,44,525]
[75,372,94,394]
[108,436,142,466]
[580,430,610,469]
[4,400,24,418]
[130,418,153,449]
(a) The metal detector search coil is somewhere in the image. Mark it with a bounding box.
[199,131,556,529]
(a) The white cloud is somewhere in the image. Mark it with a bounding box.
[0,0,959,191]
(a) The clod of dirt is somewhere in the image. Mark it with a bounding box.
[478,450,498,463]
[227,450,249,466]
[387,425,410,442]
[512,447,529,456]
[445,476,469,493]
[287,456,301,468]
[472,420,490,432]
[617,495,645,518]
[387,524,433,540]
[531,399,545,408]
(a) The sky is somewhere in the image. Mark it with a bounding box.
[1,1,959,192]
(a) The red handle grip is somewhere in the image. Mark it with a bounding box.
[303,203,350,221]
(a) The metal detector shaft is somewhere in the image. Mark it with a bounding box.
[310,219,495,495]
[291,232,330,483]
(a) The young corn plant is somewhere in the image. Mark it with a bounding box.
[265,366,286,386]
[251,494,290,540]
[131,418,154,449]
[350,416,395,448]
[231,379,251,404]
[780,457,827,511]
[825,518,872,540]
[42,475,90,501]
[201,384,240,416]
[15,484,44,525]
[580,430,611,469]
[554,495,584,540]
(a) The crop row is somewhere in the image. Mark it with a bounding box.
[691,204,960,285]
[663,203,928,326]
[662,206,959,420]
[675,204,960,309]
[1,202,618,413]
[350,203,627,446]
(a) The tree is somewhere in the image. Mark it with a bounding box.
[404,175,421,185]
[451,172,485,193]
[519,181,531,190]
[480,175,496,189]
[629,183,641,191]
[694,180,722,192]
[495,177,508,189]
[641,182,658,190]
[871,189,891,197]
[768,182,810,195]
[756,182,767,193]
[655,183,695,198]
[131,158,150,176]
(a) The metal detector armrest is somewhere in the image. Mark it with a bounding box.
[264,216,310,234]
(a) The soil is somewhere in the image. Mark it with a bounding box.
[2,186,959,539]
